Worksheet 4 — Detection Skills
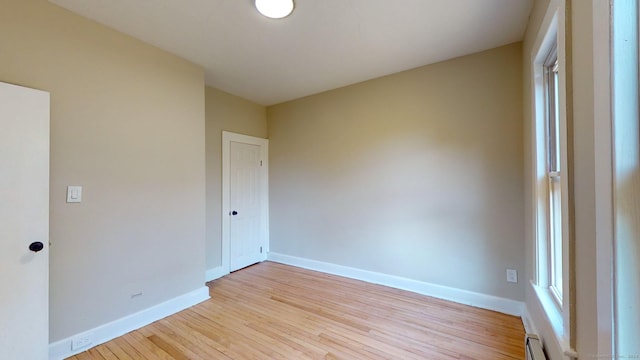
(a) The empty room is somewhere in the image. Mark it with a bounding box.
[1,0,637,359]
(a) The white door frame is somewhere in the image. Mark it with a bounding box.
[221,131,269,274]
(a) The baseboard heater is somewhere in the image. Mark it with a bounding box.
[526,334,547,360]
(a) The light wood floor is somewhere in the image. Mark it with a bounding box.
[67,262,525,359]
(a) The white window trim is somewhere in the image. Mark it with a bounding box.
[610,0,637,356]
[529,1,616,358]
[529,1,572,352]
[590,0,614,357]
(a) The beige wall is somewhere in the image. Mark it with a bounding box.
[205,87,267,270]
[268,43,525,301]
[0,0,206,341]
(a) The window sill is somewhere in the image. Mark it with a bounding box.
[531,281,566,344]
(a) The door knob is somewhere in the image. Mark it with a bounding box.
[29,241,44,253]
[231,210,238,216]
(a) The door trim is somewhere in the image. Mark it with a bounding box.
[221,131,269,274]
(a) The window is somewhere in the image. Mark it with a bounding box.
[544,49,563,304]
[531,16,567,337]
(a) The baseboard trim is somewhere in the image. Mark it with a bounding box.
[268,252,524,317]
[49,286,210,360]
[521,305,538,335]
[206,266,228,282]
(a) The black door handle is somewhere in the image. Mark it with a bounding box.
[29,241,44,253]
[231,211,238,216]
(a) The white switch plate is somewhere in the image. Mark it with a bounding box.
[66,186,82,203]
[506,269,518,283]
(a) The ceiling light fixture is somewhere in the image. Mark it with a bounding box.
[255,0,294,19]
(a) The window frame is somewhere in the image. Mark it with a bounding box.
[543,48,563,306]
[529,7,572,349]
[528,0,616,358]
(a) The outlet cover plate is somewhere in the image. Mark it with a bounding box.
[71,334,93,350]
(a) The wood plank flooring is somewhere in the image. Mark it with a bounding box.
[67,262,525,359]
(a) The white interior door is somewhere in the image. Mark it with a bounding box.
[222,132,268,273]
[0,82,50,359]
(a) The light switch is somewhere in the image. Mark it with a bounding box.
[67,186,82,203]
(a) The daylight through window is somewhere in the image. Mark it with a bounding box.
[544,50,563,304]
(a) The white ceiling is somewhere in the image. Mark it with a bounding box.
[49,0,533,106]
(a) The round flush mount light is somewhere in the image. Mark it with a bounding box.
[255,0,294,19]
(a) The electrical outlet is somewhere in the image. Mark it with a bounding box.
[506,269,518,283]
[71,334,93,350]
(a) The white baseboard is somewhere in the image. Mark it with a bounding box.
[268,252,524,317]
[49,286,210,360]
[206,265,228,282]
[521,305,538,335]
